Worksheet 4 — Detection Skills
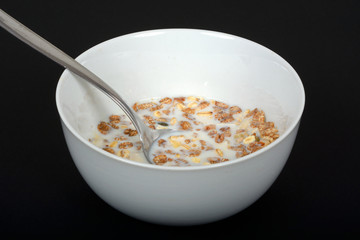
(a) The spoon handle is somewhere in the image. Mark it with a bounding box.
[0,8,140,133]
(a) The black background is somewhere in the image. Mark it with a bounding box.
[1,0,359,237]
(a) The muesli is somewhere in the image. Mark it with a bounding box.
[89,96,279,166]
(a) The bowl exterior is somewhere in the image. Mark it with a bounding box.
[61,120,300,225]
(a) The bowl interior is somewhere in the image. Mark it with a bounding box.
[56,29,305,165]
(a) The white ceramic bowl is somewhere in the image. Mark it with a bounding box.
[56,29,305,226]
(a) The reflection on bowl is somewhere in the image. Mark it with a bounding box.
[56,29,305,226]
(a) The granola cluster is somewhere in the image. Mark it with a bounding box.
[89,96,279,166]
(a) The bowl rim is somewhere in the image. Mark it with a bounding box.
[55,28,305,171]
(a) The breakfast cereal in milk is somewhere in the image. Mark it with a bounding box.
[89,96,279,166]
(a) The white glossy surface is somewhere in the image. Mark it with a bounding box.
[56,29,305,225]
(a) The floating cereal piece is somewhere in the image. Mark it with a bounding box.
[160,97,172,104]
[180,121,192,130]
[98,121,110,134]
[153,155,168,165]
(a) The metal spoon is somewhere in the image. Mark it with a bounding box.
[0,8,166,164]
